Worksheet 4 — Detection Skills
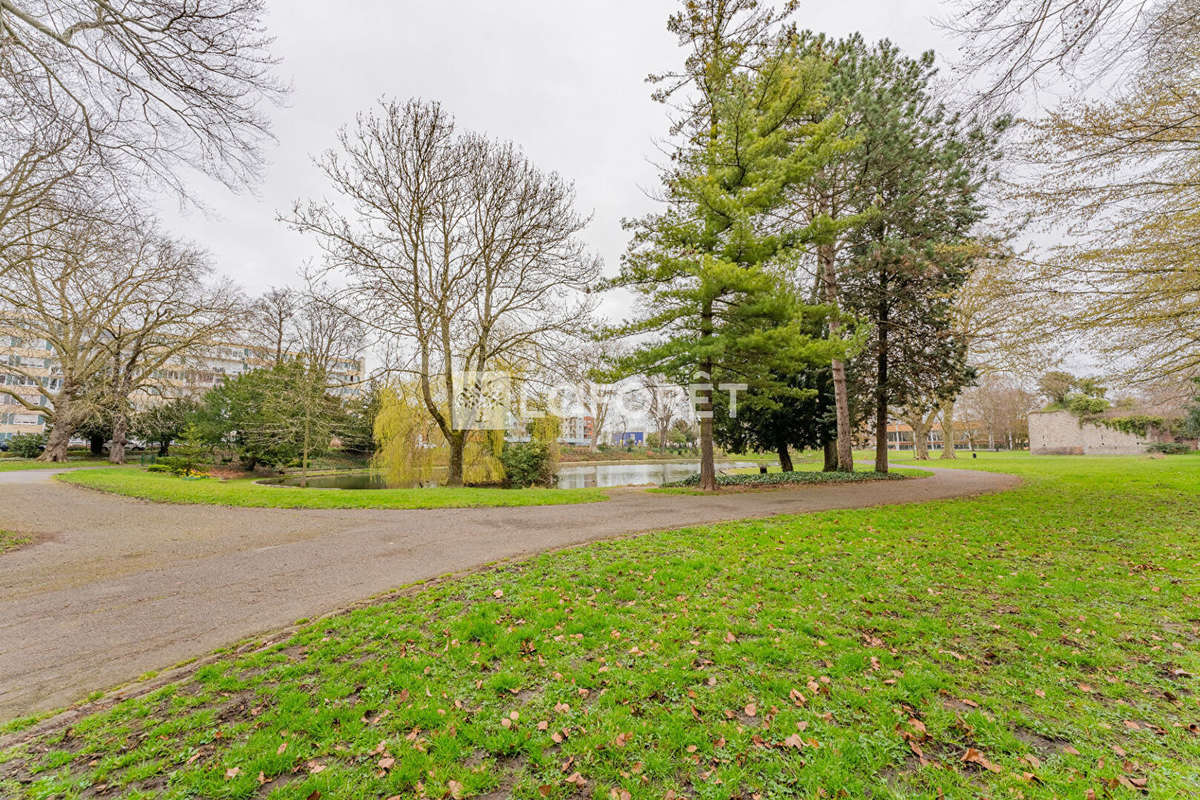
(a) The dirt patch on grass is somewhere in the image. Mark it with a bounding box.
[1014,726,1074,757]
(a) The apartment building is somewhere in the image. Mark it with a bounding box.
[0,334,58,441]
[0,332,364,443]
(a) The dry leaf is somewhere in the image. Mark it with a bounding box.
[961,747,1002,773]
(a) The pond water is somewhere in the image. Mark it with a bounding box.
[262,461,758,490]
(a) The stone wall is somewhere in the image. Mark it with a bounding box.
[1028,409,1149,455]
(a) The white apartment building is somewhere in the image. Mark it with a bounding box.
[0,332,364,443]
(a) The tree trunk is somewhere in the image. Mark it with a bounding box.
[777,442,793,472]
[822,437,837,471]
[446,431,465,487]
[158,439,170,457]
[89,434,105,456]
[300,408,311,487]
[697,295,717,491]
[912,421,931,460]
[939,399,957,460]
[819,236,853,472]
[108,411,128,464]
[874,288,889,474]
[699,413,716,490]
[40,423,72,462]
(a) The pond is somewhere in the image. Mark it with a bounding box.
[261,461,759,490]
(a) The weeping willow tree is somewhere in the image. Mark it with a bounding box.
[372,383,503,487]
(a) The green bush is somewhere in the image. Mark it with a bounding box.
[1066,393,1110,417]
[1147,442,1193,455]
[499,441,556,488]
[8,433,46,458]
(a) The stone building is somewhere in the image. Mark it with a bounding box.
[1028,409,1151,455]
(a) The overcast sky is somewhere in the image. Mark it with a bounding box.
[155,0,965,306]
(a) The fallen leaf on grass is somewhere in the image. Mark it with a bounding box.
[961,747,1002,773]
[225,767,241,779]
[447,779,464,799]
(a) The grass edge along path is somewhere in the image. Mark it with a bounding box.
[3,452,1197,798]
[55,467,610,510]
[0,459,111,472]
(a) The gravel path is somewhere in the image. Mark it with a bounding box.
[0,466,1017,720]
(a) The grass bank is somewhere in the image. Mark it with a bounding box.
[5,453,1198,798]
[56,468,608,510]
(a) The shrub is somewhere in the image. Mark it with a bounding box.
[153,424,211,475]
[8,433,46,458]
[1148,442,1193,455]
[499,441,556,488]
[1066,393,1110,417]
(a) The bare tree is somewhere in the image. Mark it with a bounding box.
[285,98,599,485]
[961,374,1038,450]
[246,285,364,377]
[294,289,366,379]
[640,377,685,450]
[248,287,299,366]
[0,0,284,196]
[944,0,1185,105]
[97,228,244,463]
[0,207,240,461]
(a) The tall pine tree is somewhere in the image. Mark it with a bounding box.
[602,2,853,490]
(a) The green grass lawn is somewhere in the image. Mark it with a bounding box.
[55,468,609,510]
[4,452,1198,798]
[0,458,111,472]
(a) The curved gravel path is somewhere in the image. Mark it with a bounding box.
[0,466,1017,720]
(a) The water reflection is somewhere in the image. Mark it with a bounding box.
[263,461,758,490]
[554,461,755,489]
